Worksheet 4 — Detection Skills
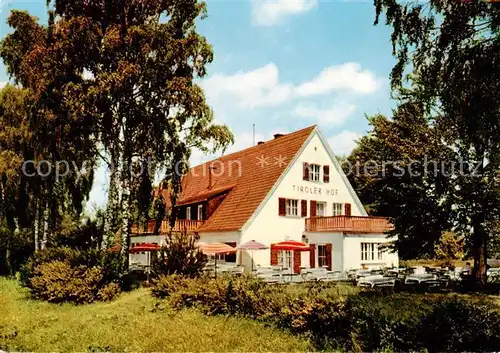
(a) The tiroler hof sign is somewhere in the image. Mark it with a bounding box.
[292,184,339,196]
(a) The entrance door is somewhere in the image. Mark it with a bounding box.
[278,250,293,273]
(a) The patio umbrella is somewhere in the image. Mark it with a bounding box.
[271,240,310,282]
[237,240,268,271]
[108,243,161,253]
[194,241,207,248]
[272,240,310,251]
[199,242,237,278]
[129,243,160,253]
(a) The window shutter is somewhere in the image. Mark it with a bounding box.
[345,203,352,216]
[293,251,301,274]
[278,198,286,216]
[325,243,332,270]
[310,200,317,217]
[202,203,207,220]
[309,244,315,268]
[270,245,278,265]
[303,162,310,181]
[323,165,330,183]
[301,200,307,217]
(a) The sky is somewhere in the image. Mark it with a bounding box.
[0,0,397,212]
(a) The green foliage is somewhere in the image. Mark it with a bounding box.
[21,246,121,303]
[152,275,500,352]
[0,227,33,276]
[345,104,455,259]
[27,260,120,304]
[418,299,500,352]
[373,0,500,284]
[0,1,234,269]
[151,232,207,278]
[52,213,105,251]
[434,231,465,262]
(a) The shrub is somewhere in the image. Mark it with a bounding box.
[22,247,122,304]
[150,232,207,278]
[418,298,500,352]
[152,275,500,352]
[21,247,121,287]
[28,260,120,304]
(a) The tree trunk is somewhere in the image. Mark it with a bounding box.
[33,199,40,251]
[472,220,488,289]
[41,198,50,250]
[103,147,121,249]
[119,156,132,272]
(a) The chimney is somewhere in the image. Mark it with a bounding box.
[208,165,217,189]
[257,141,264,145]
[274,133,285,139]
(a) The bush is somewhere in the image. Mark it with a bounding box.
[21,247,121,286]
[22,247,122,304]
[152,275,500,352]
[150,232,207,278]
[28,260,120,304]
[418,299,500,352]
[152,275,349,347]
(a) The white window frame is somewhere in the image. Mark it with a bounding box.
[278,250,293,269]
[186,206,191,220]
[317,245,328,268]
[197,205,203,220]
[378,245,384,260]
[310,164,321,182]
[316,202,327,217]
[285,199,299,217]
[361,243,383,261]
[332,203,343,216]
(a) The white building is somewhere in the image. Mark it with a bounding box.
[130,125,398,272]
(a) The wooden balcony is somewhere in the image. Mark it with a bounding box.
[131,219,205,235]
[305,216,393,234]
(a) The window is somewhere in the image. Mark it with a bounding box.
[361,243,383,261]
[317,245,327,267]
[278,250,293,269]
[378,245,384,260]
[186,206,191,220]
[316,202,327,217]
[332,203,343,216]
[310,164,321,182]
[286,199,299,216]
[197,205,203,220]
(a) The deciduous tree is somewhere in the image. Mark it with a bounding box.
[374,0,500,285]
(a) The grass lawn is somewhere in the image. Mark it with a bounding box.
[0,278,312,352]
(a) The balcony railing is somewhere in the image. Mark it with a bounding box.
[131,219,205,235]
[305,216,393,234]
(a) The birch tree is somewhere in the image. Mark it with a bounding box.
[2,1,233,271]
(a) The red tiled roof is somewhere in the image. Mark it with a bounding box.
[179,125,316,232]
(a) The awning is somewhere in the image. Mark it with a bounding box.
[272,240,310,251]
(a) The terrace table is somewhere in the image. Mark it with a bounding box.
[357,275,396,288]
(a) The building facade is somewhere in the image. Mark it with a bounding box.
[130,125,398,272]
